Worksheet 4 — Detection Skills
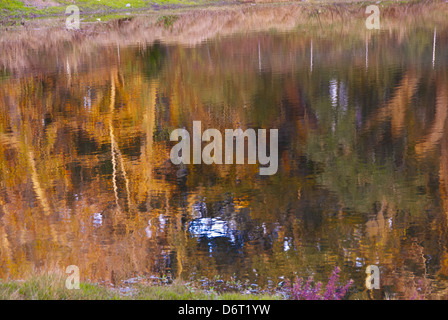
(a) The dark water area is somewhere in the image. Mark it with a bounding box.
[1,18,448,299]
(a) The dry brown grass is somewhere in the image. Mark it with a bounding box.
[0,1,447,72]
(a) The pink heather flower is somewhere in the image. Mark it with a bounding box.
[287,266,353,300]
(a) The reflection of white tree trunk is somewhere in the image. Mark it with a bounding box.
[140,80,159,201]
[109,71,131,211]
[4,128,52,216]
[1,117,59,243]
[366,36,368,70]
[118,148,131,210]
[433,28,436,69]
[109,72,119,208]
[0,133,52,217]
[28,149,51,216]
[143,81,157,183]
[310,40,313,73]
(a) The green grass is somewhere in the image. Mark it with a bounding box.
[0,0,430,22]
[0,274,279,300]
[0,0,69,19]
[0,0,32,17]
[156,14,179,28]
[59,0,154,11]
[0,0,201,20]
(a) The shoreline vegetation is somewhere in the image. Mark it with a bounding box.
[0,273,279,299]
[1,1,447,41]
[0,266,356,300]
[2,0,448,28]
[0,0,445,21]
[1,0,447,73]
[1,0,447,22]
[0,0,218,21]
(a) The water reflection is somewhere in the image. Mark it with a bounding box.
[1,15,448,299]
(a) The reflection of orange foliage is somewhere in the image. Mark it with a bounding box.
[0,36,310,282]
[415,77,448,156]
[364,72,419,138]
[1,10,448,298]
[0,62,169,282]
[438,252,448,277]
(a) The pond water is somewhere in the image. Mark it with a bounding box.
[1,12,448,299]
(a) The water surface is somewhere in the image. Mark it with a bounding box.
[1,14,448,299]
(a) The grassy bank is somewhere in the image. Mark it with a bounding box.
[0,274,279,300]
[1,0,446,72]
[1,0,438,21]
[0,0,216,21]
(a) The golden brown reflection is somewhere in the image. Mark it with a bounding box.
[1,5,448,299]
